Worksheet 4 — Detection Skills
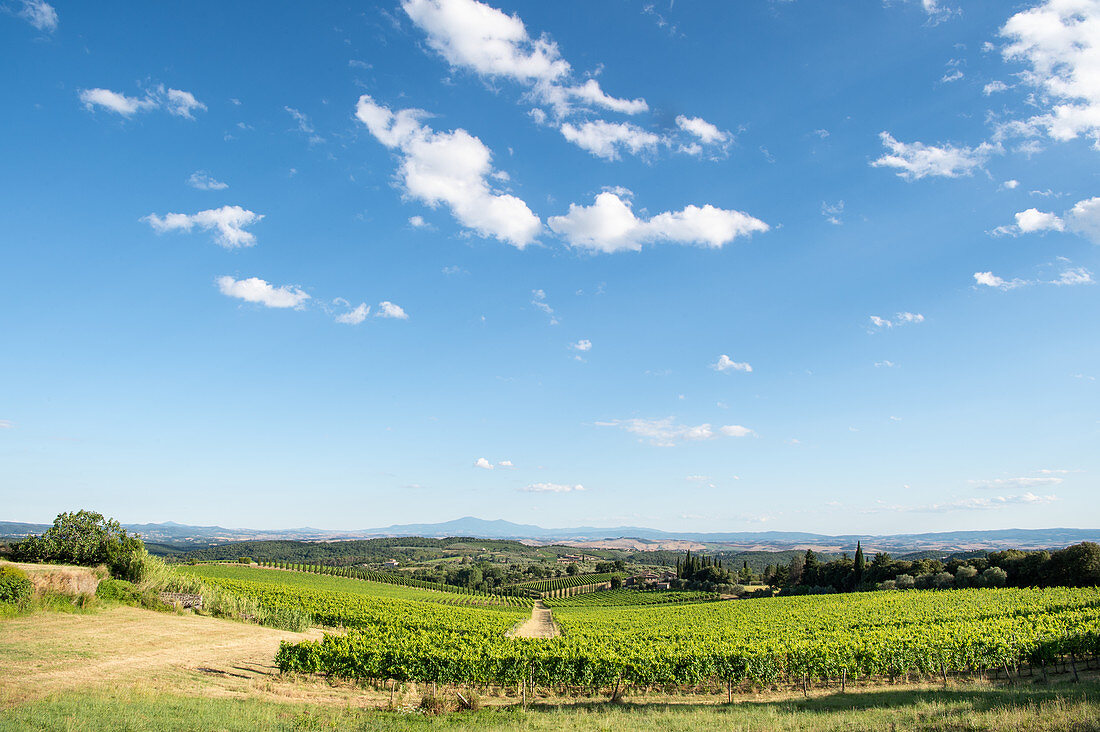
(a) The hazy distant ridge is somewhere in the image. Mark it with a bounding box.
[2,516,1098,551]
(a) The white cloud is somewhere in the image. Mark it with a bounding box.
[143,205,263,248]
[875,360,897,368]
[597,416,753,446]
[79,85,205,119]
[675,115,729,145]
[869,312,925,329]
[402,0,570,85]
[335,303,371,324]
[969,476,1064,490]
[401,0,733,160]
[984,80,1010,95]
[570,339,592,352]
[711,355,752,373]
[79,88,155,116]
[992,197,1100,242]
[520,482,585,493]
[568,79,647,115]
[821,200,844,225]
[974,265,1092,289]
[869,492,1058,513]
[549,192,767,254]
[1001,179,1020,189]
[216,276,310,309]
[1017,207,1065,233]
[1067,197,1100,243]
[16,0,57,32]
[920,0,958,25]
[531,289,557,324]
[872,132,996,180]
[355,95,541,248]
[0,419,14,429]
[474,457,494,470]
[376,301,409,319]
[941,69,964,83]
[408,215,429,228]
[285,106,323,144]
[187,172,228,191]
[1054,266,1094,285]
[973,271,1025,290]
[163,88,205,119]
[999,0,1100,149]
[498,460,513,467]
[559,120,662,160]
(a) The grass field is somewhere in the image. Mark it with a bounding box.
[4,678,1099,731]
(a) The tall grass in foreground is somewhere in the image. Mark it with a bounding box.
[136,555,313,632]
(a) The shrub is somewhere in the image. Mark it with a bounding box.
[96,578,139,602]
[877,580,897,590]
[0,566,33,605]
[238,557,253,564]
[895,574,915,589]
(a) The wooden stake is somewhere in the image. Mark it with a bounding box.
[841,669,846,693]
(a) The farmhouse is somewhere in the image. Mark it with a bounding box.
[382,559,398,569]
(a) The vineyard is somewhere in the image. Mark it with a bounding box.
[505,572,621,596]
[182,565,534,610]
[543,588,719,607]
[276,585,1100,693]
[249,560,495,596]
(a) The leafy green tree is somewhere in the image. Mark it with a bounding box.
[853,542,865,584]
[981,566,1008,588]
[1048,543,1100,587]
[12,510,146,581]
[954,564,978,587]
[565,563,579,576]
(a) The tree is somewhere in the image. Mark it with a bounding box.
[981,566,1008,588]
[954,564,978,587]
[12,510,146,581]
[932,571,955,590]
[853,542,865,585]
[1048,543,1100,587]
[565,563,579,576]
[802,549,820,585]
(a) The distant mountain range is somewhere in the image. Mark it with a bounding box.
[3,516,1099,553]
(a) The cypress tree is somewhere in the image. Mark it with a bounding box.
[854,541,865,584]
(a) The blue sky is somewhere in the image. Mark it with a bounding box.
[2,0,1098,534]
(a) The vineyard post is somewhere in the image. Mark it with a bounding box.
[1070,654,1079,683]
[802,673,808,698]
[940,660,947,689]
[841,668,846,693]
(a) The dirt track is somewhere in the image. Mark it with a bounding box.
[0,606,322,703]
[510,600,559,639]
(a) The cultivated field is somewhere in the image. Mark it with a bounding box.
[3,561,1100,730]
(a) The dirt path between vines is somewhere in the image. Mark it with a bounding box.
[510,600,559,639]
